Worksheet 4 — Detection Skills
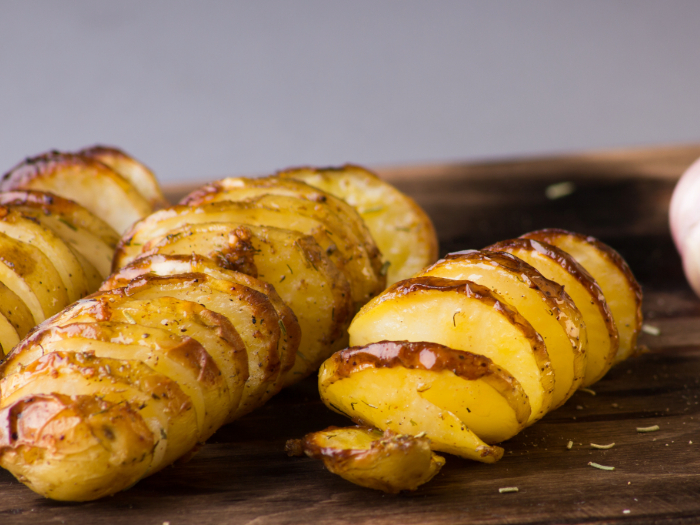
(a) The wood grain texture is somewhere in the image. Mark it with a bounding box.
[4,144,700,524]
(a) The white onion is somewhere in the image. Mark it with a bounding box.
[670,156,700,296]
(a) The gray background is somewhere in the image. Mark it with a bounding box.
[1,1,699,185]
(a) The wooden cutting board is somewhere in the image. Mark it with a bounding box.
[3,144,700,525]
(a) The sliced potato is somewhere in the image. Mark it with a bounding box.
[296,426,445,493]
[420,250,587,409]
[0,352,193,474]
[0,190,119,279]
[0,206,89,302]
[0,393,154,501]
[278,165,438,284]
[115,198,383,311]
[8,322,228,442]
[78,145,169,209]
[112,224,352,384]
[348,277,553,424]
[117,274,282,418]
[29,293,249,420]
[0,231,69,323]
[0,281,34,355]
[180,176,384,279]
[521,229,643,364]
[321,340,529,448]
[0,151,153,233]
[487,238,619,387]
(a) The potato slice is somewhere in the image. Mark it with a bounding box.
[278,165,438,284]
[321,341,529,450]
[0,231,69,323]
[521,229,643,364]
[0,393,154,501]
[0,281,34,355]
[180,176,383,278]
[78,145,169,209]
[349,277,553,424]
[487,238,619,387]
[112,224,351,384]
[294,426,445,493]
[0,190,119,279]
[0,351,196,480]
[0,151,153,233]
[420,250,587,409]
[0,206,89,302]
[8,322,228,441]
[30,293,249,420]
[117,274,282,418]
[115,198,382,311]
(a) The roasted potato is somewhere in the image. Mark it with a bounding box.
[292,426,445,493]
[0,151,153,233]
[520,229,643,364]
[278,165,439,284]
[487,238,619,387]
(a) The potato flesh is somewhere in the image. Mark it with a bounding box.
[135,225,352,384]
[302,427,445,493]
[493,246,616,387]
[320,365,502,462]
[524,233,640,364]
[0,281,34,347]
[278,166,439,285]
[421,256,586,409]
[349,289,551,423]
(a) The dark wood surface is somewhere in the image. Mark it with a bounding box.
[4,145,700,525]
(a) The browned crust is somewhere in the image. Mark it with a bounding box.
[520,228,643,340]
[486,237,620,368]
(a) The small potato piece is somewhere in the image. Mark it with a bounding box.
[0,231,69,323]
[278,165,439,284]
[298,426,445,493]
[78,145,169,209]
[0,393,154,501]
[0,190,119,279]
[521,229,642,364]
[180,176,383,279]
[348,277,554,424]
[320,341,528,455]
[0,206,89,302]
[0,281,34,356]
[487,238,619,387]
[0,151,153,233]
[420,250,587,409]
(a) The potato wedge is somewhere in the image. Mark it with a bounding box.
[320,341,512,461]
[521,229,643,364]
[0,190,119,279]
[116,274,283,418]
[420,250,587,409]
[487,238,619,387]
[0,351,198,478]
[278,165,438,284]
[0,393,154,501]
[27,293,249,420]
[116,198,383,311]
[0,151,153,233]
[295,426,445,493]
[180,176,383,278]
[0,206,89,302]
[8,322,229,442]
[348,277,553,424]
[108,225,351,384]
[78,145,169,209]
[0,231,69,323]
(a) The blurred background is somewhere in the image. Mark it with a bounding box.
[1,0,699,185]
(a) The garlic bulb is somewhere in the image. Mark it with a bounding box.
[670,156,700,296]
